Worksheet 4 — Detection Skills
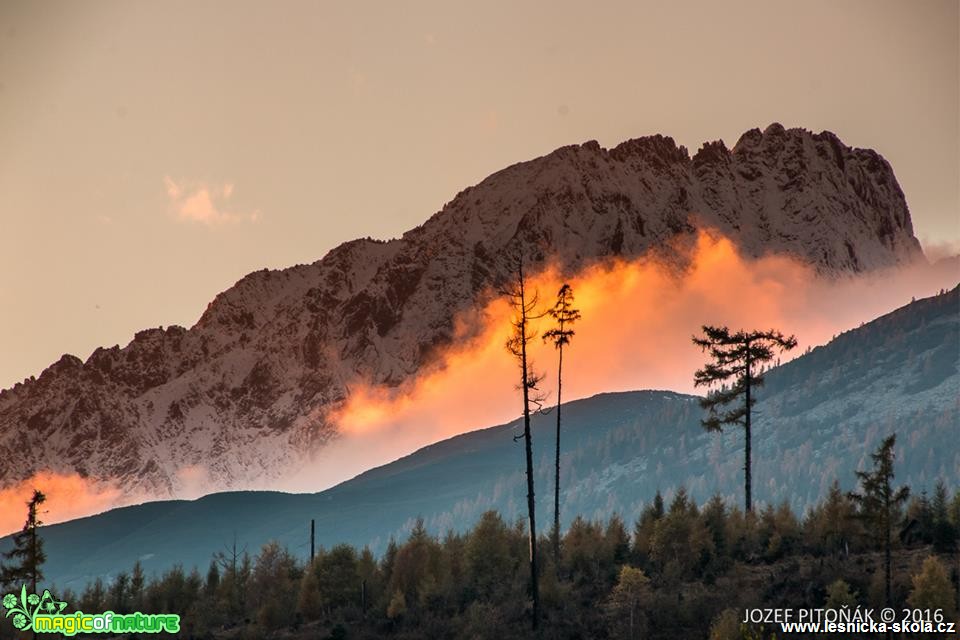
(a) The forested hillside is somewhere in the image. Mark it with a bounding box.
[2,288,956,590]
[7,483,956,640]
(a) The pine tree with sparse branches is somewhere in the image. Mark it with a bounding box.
[543,283,581,566]
[0,489,47,594]
[849,434,910,609]
[692,326,797,512]
[502,250,546,631]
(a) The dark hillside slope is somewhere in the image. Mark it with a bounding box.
[4,288,956,587]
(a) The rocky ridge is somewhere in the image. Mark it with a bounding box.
[0,124,925,495]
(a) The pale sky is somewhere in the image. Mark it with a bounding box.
[1,0,958,390]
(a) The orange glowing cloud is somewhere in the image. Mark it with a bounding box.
[281,229,955,491]
[163,176,260,225]
[331,231,804,438]
[0,472,131,537]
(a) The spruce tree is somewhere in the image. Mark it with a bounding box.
[109,571,129,612]
[129,560,145,611]
[542,283,581,565]
[692,326,797,511]
[849,434,910,608]
[0,489,47,594]
[503,251,545,630]
[931,480,957,553]
[205,560,220,598]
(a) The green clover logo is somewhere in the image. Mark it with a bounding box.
[1,594,15,610]
[12,613,27,630]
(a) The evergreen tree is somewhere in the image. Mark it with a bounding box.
[80,577,106,612]
[650,488,712,581]
[542,283,581,565]
[129,560,145,611]
[692,326,797,511]
[702,495,729,562]
[803,480,859,556]
[849,434,910,608]
[204,560,220,598]
[315,544,359,612]
[250,541,300,630]
[563,517,604,587]
[0,489,47,593]
[631,492,664,566]
[725,506,761,561]
[502,250,545,630]
[108,571,129,613]
[357,547,381,616]
[930,480,957,553]
[604,515,631,569]
[466,511,516,601]
[908,490,934,543]
[381,537,399,588]
[389,519,442,611]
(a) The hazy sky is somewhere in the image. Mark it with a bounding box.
[1,0,958,390]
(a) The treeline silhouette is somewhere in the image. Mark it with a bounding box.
[27,479,957,640]
[1,288,955,639]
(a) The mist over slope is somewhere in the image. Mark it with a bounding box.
[8,287,955,587]
[0,125,927,499]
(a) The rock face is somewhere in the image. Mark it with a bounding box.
[0,124,925,496]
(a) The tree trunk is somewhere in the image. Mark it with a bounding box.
[30,514,37,640]
[885,499,891,606]
[885,499,892,640]
[744,344,752,513]
[519,268,540,631]
[522,365,540,630]
[30,521,37,594]
[553,343,563,566]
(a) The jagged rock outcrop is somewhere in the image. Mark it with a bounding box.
[0,124,925,495]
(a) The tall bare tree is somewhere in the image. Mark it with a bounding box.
[503,251,545,630]
[543,283,581,565]
[692,326,796,512]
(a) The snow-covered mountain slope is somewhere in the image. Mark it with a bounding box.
[0,124,926,496]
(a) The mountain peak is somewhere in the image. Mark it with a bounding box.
[610,135,690,165]
[0,125,928,498]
